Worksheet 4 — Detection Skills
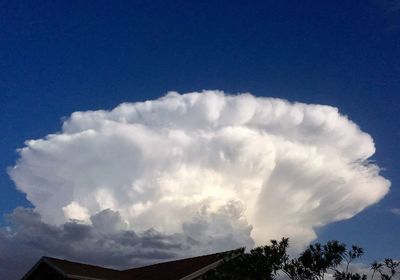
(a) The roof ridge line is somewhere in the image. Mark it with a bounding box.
[42,256,122,272]
[122,247,244,272]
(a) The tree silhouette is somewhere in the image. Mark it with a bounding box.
[371,259,400,280]
[203,238,290,280]
[202,238,399,280]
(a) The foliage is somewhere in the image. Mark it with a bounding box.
[203,238,290,280]
[202,238,399,280]
[371,259,400,280]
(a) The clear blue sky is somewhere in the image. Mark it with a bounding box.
[1,0,399,262]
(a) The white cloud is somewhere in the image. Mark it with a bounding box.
[7,90,390,257]
[63,201,91,222]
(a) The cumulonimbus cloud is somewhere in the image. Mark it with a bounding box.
[6,91,390,269]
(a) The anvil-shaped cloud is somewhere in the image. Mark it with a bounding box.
[8,91,390,257]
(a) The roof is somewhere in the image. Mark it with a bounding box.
[42,257,123,279]
[22,249,244,280]
[121,251,228,280]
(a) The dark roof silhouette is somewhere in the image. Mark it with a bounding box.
[121,252,224,280]
[40,256,123,279]
[22,249,244,280]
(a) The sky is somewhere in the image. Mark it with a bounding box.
[1,1,399,279]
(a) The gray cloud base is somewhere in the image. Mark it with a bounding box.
[1,207,253,279]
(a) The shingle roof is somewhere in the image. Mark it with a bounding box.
[26,249,243,280]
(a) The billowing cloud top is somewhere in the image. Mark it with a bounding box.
[8,91,390,256]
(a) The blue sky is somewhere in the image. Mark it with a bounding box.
[1,0,399,269]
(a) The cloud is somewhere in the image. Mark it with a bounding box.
[4,91,390,278]
[1,206,252,279]
[0,208,179,279]
[390,208,400,215]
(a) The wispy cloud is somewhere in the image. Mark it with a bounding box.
[390,208,400,215]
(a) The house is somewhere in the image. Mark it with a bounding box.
[21,249,244,280]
